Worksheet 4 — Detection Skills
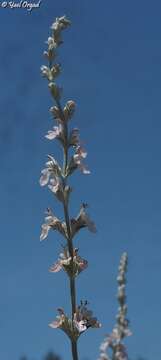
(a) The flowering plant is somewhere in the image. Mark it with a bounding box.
[39,16,131,360]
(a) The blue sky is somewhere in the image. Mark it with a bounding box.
[0,0,161,359]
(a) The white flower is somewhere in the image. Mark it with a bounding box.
[74,145,87,161]
[40,210,66,241]
[67,146,90,176]
[45,124,64,141]
[73,302,101,335]
[39,156,63,200]
[39,155,61,186]
[73,146,90,174]
[40,223,51,241]
[48,177,60,194]
[74,319,87,333]
[39,168,50,186]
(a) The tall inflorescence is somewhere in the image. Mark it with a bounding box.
[98,253,132,360]
[39,16,101,360]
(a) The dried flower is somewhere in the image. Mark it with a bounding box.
[71,204,96,238]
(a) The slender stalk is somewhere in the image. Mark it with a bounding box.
[71,340,79,360]
[63,164,78,360]
[70,276,76,319]
[63,193,78,359]
[41,19,81,360]
[56,99,78,360]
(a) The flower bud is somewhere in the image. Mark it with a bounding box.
[43,49,56,62]
[51,63,61,79]
[64,185,72,205]
[50,106,61,119]
[57,16,71,30]
[48,82,62,100]
[63,100,76,120]
[41,65,53,81]
[51,16,71,32]
[47,36,57,51]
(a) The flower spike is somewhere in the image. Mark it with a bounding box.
[98,253,131,360]
[39,15,100,360]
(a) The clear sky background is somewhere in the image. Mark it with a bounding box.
[0,1,161,359]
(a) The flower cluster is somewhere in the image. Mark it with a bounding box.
[43,16,71,60]
[49,247,88,278]
[40,16,90,179]
[49,302,101,342]
[98,253,131,360]
[73,301,101,334]
[40,204,96,242]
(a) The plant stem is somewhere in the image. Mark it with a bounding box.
[70,276,76,320]
[63,199,78,360]
[56,99,79,360]
[47,39,79,360]
[71,340,79,360]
